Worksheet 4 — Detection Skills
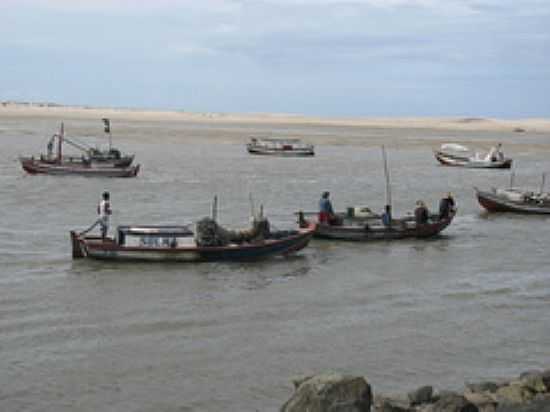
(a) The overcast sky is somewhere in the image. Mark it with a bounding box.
[1,0,549,117]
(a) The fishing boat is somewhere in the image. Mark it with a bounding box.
[434,143,512,169]
[298,209,455,241]
[19,121,140,177]
[70,201,316,262]
[20,157,140,177]
[475,172,550,214]
[247,137,315,156]
[475,188,550,214]
[299,146,455,241]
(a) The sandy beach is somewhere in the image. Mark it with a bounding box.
[2,102,550,135]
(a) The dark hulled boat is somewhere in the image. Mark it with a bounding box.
[20,157,140,177]
[19,121,139,177]
[475,187,550,214]
[299,209,455,241]
[247,137,315,156]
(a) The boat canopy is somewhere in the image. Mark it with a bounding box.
[440,143,470,152]
[117,225,193,237]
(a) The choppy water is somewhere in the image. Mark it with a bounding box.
[1,118,549,412]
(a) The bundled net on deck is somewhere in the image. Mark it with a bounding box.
[194,217,271,247]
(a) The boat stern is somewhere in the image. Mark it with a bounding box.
[70,231,86,259]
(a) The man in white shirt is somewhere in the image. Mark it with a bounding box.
[81,191,112,239]
[97,192,112,239]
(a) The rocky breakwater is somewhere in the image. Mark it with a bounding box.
[281,368,550,412]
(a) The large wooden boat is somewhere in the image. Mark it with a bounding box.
[247,137,314,156]
[70,220,316,262]
[475,187,550,214]
[434,143,512,169]
[298,209,455,241]
[20,157,140,177]
[20,121,139,177]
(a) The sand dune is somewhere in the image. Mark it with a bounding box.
[2,102,549,134]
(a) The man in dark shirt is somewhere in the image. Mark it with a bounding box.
[414,200,429,225]
[439,192,456,219]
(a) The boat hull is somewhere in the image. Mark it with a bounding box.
[476,189,550,214]
[302,211,455,241]
[247,147,315,157]
[20,158,140,178]
[434,151,512,169]
[70,223,315,262]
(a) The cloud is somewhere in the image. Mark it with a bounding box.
[0,0,548,116]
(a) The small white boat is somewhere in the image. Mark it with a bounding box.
[434,143,512,169]
[247,137,314,157]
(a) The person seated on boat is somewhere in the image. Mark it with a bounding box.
[381,204,392,227]
[414,200,429,225]
[319,191,337,225]
[439,192,455,219]
[80,191,112,240]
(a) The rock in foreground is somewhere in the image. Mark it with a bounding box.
[281,373,372,412]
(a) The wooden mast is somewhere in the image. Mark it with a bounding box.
[382,145,392,208]
[211,195,218,222]
[57,122,64,163]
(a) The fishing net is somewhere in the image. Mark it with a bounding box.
[194,217,271,247]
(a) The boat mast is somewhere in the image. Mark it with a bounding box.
[102,118,112,151]
[509,170,515,188]
[382,145,392,208]
[540,173,546,194]
[58,122,64,163]
[212,195,218,222]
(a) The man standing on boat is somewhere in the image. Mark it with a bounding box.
[319,191,335,225]
[414,200,429,225]
[81,191,112,239]
[486,143,504,162]
[439,192,455,219]
[381,204,392,227]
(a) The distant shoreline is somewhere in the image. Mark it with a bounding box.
[1,101,549,133]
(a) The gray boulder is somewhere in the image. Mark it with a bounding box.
[496,383,535,404]
[432,393,479,412]
[520,370,550,394]
[375,394,412,412]
[408,386,434,405]
[465,382,502,394]
[497,398,550,412]
[281,373,372,412]
[464,391,498,412]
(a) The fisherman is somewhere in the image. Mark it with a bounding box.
[381,204,392,227]
[414,200,429,225]
[319,191,335,225]
[46,138,54,159]
[486,143,504,162]
[80,191,112,239]
[439,192,456,219]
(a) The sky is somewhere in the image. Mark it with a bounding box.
[1,0,549,117]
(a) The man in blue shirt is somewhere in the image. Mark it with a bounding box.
[319,191,335,224]
[381,204,392,227]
